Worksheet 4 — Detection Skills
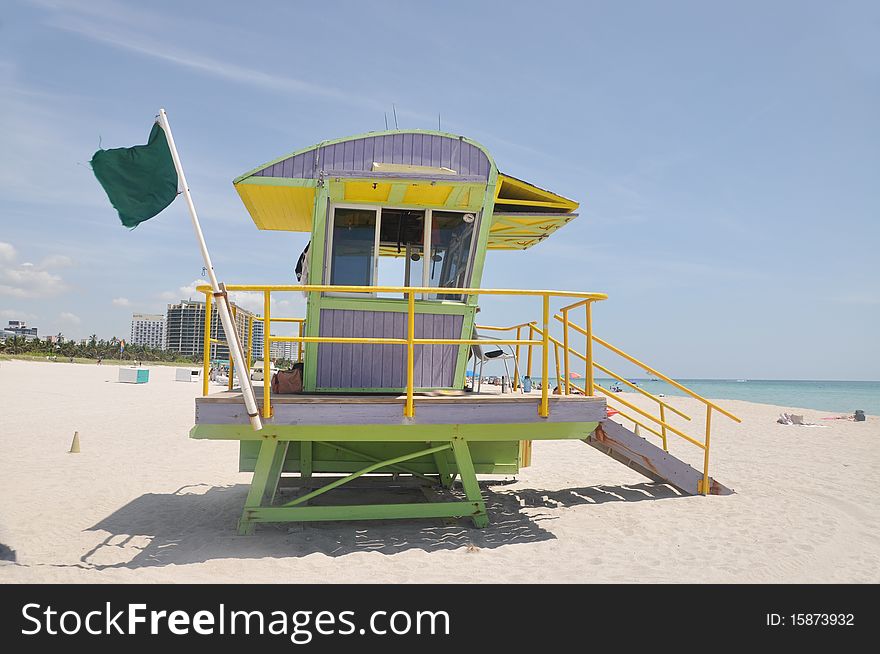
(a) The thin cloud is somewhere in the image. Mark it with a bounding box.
[39,1,391,116]
[0,308,36,320]
[0,242,16,263]
[112,297,131,307]
[59,311,81,324]
[0,243,70,298]
[835,292,880,306]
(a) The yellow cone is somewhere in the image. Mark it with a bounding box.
[68,431,80,454]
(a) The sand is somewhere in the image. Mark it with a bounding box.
[1,358,878,583]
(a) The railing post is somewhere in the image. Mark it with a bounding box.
[562,308,571,395]
[202,291,212,396]
[513,326,522,391]
[297,321,304,362]
[659,404,668,451]
[405,290,415,418]
[526,323,534,378]
[262,290,271,419]
[701,405,713,495]
[553,341,561,394]
[585,301,594,396]
[540,295,549,417]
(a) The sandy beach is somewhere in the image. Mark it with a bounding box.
[1,358,877,583]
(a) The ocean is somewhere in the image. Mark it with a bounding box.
[535,378,880,416]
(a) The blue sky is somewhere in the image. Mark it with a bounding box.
[1,0,877,379]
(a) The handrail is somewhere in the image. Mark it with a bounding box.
[555,314,741,424]
[198,282,738,496]
[199,285,608,423]
[198,284,608,301]
[555,312,740,494]
[526,324,689,426]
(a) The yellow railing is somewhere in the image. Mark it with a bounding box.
[198,284,607,423]
[198,283,739,495]
[476,312,741,495]
[553,313,741,495]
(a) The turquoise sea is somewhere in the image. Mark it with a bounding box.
[539,378,880,416]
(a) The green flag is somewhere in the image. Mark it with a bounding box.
[91,122,179,228]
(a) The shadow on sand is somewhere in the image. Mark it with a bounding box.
[81,480,684,570]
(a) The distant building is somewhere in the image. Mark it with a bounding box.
[130,313,166,350]
[251,318,264,360]
[269,339,297,362]
[3,320,38,341]
[164,300,256,360]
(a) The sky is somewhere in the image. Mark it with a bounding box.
[0,0,877,380]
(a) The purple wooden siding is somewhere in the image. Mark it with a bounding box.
[316,309,463,389]
[254,133,490,180]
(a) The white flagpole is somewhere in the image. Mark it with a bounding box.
[157,108,263,431]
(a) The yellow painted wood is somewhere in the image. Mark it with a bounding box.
[235,183,315,232]
[496,173,578,210]
[403,183,453,205]
[343,181,392,202]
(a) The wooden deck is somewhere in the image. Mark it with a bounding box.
[195,388,607,427]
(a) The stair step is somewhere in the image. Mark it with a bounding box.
[584,419,733,496]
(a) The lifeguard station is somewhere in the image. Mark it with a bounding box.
[190,130,741,535]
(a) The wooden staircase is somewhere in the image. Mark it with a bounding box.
[585,419,733,496]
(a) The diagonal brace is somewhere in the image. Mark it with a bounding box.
[314,441,437,483]
[282,443,452,508]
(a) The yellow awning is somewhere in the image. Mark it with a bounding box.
[488,174,579,249]
[234,180,316,232]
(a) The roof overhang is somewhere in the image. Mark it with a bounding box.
[488,174,579,249]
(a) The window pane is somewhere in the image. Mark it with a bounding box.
[330,208,376,286]
[377,209,425,298]
[428,211,476,300]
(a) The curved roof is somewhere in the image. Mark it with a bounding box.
[234,129,579,249]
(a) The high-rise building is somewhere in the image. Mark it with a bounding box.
[164,300,255,360]
[3,320,38,340]
[251,318,264,360]
[130,313,166,350]
[269,339,297,362]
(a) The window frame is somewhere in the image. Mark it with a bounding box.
[324,203,478,302]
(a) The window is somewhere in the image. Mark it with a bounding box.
[427,211,476,300]
[327,206,477,301]
[329,208,377,286]
[376,209,425,298]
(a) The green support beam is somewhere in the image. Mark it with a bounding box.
[451,436,488,528]
[431,441,454,488]
[243,502,482,524]
[238,438,281,535]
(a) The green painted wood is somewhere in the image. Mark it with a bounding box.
[266,441,289,505]
[300,440,312,479]
[451,436,488,528]
[244,501,483,524]
[236,177,318,188]
[466,169,499,294]
[318,295,474,316]
[431,441,453,488]
[238,439,280,535]
[282,443,452,507]
[303,186,330,392]
[193,421,599,443]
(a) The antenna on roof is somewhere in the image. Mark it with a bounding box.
[384,112,388,130]
[438,111,441,131]
[392,104,399,130]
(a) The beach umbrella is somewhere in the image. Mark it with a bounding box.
[568,371,583,378]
